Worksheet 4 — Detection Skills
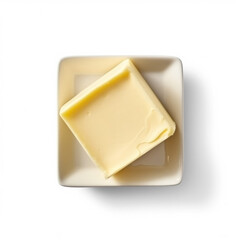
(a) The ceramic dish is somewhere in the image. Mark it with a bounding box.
[58,56,183,186]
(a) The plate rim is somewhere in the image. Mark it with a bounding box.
[57,56,183,187]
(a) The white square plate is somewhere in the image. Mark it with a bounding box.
[58,56,183,186]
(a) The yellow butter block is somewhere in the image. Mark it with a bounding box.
[60,59,176,178]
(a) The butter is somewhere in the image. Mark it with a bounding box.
[60,59,176,178]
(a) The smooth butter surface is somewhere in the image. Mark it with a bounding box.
[60,59,176,178]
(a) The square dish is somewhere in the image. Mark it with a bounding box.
[58,56,183,186]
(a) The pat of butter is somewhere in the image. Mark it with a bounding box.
[60,59,176,178]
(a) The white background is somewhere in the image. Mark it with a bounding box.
[0,1,240,239]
